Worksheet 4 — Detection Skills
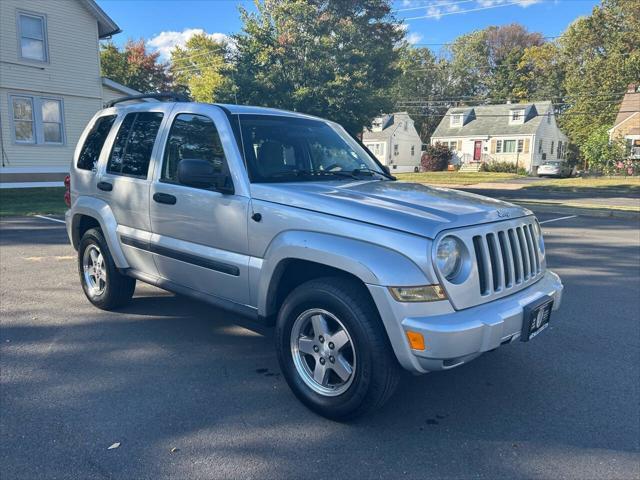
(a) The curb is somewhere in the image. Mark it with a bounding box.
[503,200,640,220]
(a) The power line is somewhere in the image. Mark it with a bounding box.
[395,0,476,13]
[404,0,537,20]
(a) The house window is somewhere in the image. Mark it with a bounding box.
[404,121,408,131]
[411,145,415,156]
[557,141,562,158]
[450,114,462,127]
[550,141,555,155]
[538,139,543,154]
[393,144,399,156]
[510,109,525,124]
[496,140,502,153]
[18,12,48,62]
[503,140,516,153]
[517,139,524,153]
[10,95,64,145]
[547,112,551,124]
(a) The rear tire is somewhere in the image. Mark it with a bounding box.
[276,277,400,420]
[78,228,135,310]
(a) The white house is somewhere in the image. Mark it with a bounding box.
[431,101,569,174]
[0,0,136,187]
[363,112,423,173]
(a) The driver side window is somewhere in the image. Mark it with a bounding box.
[162,113,226,185]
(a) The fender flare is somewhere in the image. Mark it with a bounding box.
[257,230,429,317]
[69,197,129,269]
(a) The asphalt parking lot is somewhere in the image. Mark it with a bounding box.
[1,211,639,479]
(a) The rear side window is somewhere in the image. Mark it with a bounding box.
[107,112,164,178]
[161,113,226,184]
[76,115,116,171]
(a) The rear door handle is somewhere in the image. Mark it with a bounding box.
[97,181,112,192]
[153,192,177,205]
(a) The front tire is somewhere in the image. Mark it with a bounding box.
[78,228,135,310]
[276,277,400,420]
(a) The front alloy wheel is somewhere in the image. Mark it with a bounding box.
[291,309,356,396]
[82,244,107,297]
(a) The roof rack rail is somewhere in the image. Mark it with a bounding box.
[104,92,190,108]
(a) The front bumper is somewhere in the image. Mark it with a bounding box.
[367,270,563,374]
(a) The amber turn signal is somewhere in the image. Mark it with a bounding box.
[406,331,425,351]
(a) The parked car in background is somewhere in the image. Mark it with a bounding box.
[65,94,564,420]
[538,161,572,177]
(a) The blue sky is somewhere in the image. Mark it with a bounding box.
[97,0,600,61]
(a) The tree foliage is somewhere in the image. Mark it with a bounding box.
[581,125,625,173]
[230,0,403,134]
[100,40,172,93]
[420,144,452,171]
[170,34,235,103]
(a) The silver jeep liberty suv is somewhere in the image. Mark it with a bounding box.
[65,93,563,420]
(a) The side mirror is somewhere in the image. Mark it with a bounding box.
[381,165,391,175]
[177,158,234,194]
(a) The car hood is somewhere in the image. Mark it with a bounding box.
[251,179,530,238]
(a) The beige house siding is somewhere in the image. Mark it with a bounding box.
[0,0,118,185]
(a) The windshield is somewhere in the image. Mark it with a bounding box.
[236,114,387,183]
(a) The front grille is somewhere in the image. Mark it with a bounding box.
[472,222,541,296]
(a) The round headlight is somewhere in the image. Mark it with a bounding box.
[436,236,462,280]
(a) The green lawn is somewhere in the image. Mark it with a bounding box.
[0,187,67,217]
[526,176,640,191]
[395,171,522,185]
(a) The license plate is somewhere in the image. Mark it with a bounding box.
[521,295,553,342]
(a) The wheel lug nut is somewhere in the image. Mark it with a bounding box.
[318,336,324,343]
[313,345,319,352]
[319,357,326,365]
[329,356,335,363]
[328,342,334,349]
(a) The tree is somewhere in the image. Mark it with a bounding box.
[231,0,403,134]
[581,125,625,173]
[170,33,235,103]
[556,0,640,148]
[392,46,452,142]
[100,40,172,93]
[420,144,452,171]
[445,24,544,102]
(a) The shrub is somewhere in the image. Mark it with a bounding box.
[480,161,527,175]
[421,144,452,172]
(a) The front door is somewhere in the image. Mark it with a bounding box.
[148,105,251,306]
[473,141,482,161]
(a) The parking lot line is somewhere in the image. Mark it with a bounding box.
[33,214,66,225]
[539,215,578,225]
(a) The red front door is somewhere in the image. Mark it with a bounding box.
[473,141,482,161]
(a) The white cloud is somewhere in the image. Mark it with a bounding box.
[147,28,229,62]
[406,32,424,44]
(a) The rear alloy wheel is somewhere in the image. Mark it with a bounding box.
[276,277,400,420]
[78,228,135,310]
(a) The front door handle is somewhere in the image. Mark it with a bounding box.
[97,181,112,192]
[153,192,177,205]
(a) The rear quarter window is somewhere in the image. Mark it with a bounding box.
[76,115,117,171]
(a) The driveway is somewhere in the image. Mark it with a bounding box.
[1,213,639,479]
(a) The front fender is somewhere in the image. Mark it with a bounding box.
[68,196,129,269]
[257,230,430,316]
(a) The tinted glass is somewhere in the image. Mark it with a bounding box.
[77,115,116,171]
[107,112,163,178]
[237,115,385,183]
[162,114,226,184]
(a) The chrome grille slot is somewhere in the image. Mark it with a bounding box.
[516,227,531,280]
[473,235,490,296]
[497,231,513,288]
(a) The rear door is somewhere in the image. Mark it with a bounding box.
[96,103,173,276]
[148,105,251,306]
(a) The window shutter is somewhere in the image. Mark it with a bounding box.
[490,139,496,154]
[524,138,530,153]
[457,140,462,150]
